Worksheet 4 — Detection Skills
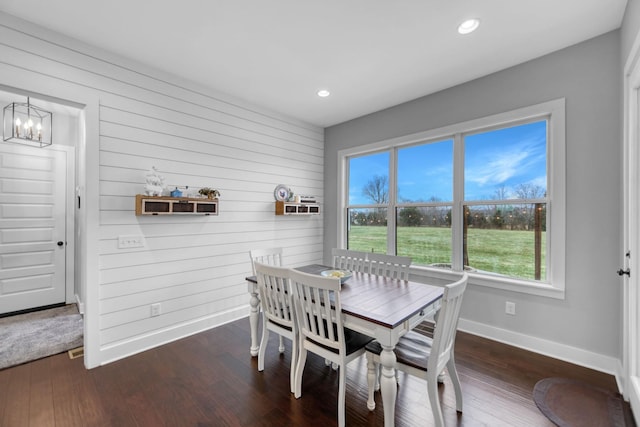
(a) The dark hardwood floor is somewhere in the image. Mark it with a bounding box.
[0,317,630,426]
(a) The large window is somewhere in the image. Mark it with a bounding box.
[396,139,454,266]
[347,152,389,252]
[339,100,565,298]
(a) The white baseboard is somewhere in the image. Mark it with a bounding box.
[97,306,249,366]
[458,318,620,377]
[630,376,640,425]
[74,294,85,315]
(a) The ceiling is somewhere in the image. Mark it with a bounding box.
[0,1,628,127]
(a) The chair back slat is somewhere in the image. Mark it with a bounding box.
[290,269,343,353]
[250,247,284,275]
[331,248,369,273]
[429,273,468,375]
[367,252,412,280]
[254,262,294,329]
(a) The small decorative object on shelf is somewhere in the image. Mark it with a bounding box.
[198,187,220,199]
[274,184,292,202]
[144,166,165,196]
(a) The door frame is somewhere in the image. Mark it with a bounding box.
[623,29,640,419]
[56,144,76,305]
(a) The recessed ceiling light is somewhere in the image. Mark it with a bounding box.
[458,18,480,35]
[317,89,330,98]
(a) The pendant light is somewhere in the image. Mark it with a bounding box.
[3,96,52,147]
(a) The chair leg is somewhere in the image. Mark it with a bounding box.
[366,353,377,411]
[338,360,346,427]
[427,375,445,427]
[294,346,307,399]
[447,357,463,412]
[278,335,285,353]
[289,333,298,394]
[258,322,269,372]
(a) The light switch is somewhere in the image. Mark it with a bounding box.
[118,235,145,249]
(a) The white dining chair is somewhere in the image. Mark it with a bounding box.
[367,252,412,280]
[254,262,297,393]
[367,253,413,384]
[367,253,411,384]
[328,248,370,369]
[249,247,286,352]
[289,269,374,427]
[331,248,369,273]
[249,247,284,275]
[365,273,468,427]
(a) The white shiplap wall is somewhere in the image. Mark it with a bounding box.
[0,12,324,366]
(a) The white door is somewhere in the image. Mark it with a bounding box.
[0,144,67,314]
[624,42,640,421]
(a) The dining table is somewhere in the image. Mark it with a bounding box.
[245,263,444,427]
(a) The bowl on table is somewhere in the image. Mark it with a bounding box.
[320,269,353,284]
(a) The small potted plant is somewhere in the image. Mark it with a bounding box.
[198,187,220,199]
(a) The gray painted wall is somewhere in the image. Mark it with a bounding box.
[324,31,622,360]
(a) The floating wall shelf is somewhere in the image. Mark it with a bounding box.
[275,201,320,215]
[136,195,218,216]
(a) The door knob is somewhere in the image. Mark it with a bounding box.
[57,241,64,246]
[617,268,630,277]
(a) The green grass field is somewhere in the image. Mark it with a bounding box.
[348,225,546,280]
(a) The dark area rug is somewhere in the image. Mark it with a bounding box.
[0,304,83,370]
[534,377,635,427]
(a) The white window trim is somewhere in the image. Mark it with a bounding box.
[337,98,566,299]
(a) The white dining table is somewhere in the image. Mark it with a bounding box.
[245,264,444,427]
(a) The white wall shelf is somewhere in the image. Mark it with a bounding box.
[136,195,218,216]
[275,201,320,215]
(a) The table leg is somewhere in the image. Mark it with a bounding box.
[249,287,260,357]
[379,345,397,427]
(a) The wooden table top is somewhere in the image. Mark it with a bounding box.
[246,264,443,330]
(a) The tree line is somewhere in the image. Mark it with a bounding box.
[352,175,546,231]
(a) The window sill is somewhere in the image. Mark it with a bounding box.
[410,265,565,300]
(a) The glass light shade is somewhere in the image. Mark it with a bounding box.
[458,18,480,35]
[3,99,52,147]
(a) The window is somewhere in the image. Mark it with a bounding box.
[347,152,389,252]
[463,121,547,281]
[396,139,454,266]
[339,99,565,298]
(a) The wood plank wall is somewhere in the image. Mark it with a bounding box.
[0,13,324,365]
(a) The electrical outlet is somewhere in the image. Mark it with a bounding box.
[118,235,145,249]
[505,301,516,315]
[151,303,161,317]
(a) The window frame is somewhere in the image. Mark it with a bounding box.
[337,99,565,299]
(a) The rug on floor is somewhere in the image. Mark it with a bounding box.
[0,304,83,370]
[533,377,634,427]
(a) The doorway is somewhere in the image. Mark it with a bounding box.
[0,144,70,314]
[0,89,80,314]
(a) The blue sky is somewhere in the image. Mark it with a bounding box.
[349,120,547,204]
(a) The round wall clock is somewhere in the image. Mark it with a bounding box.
[274,184,291,201]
